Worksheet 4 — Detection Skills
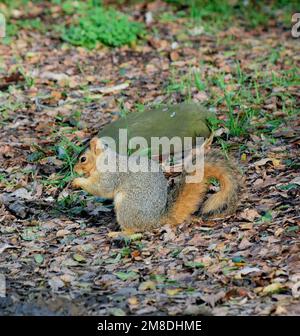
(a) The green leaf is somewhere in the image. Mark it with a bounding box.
[171,248,181,258]
[73,254,86,263]
[21,228,40,241]
[285,226,299,233]
[34,254,44,264]
[150,274,166,283]
[109,308,126,316]
[104,253,122,264]
[120,247,131,257]
[262,283,285,295]
[277,183,298,191]
[184,261,205,269]
[27,151,44,162]
[222,266,239,275]
[232,256,245,264]
[258,211,273,223]
[128,233,143,241]
[114,271,138,281]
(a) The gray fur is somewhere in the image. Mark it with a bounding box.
[95,148,168,231]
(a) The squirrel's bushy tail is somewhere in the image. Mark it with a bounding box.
[163,151,242,226]
[200,151,242,216]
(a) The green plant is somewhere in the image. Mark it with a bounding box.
[0,99,26,122]
[194,71,206,91]
[39,134,84,188]
[3,7,46,42]
[18,67,34,88]
[166,67,194,100]
[55,193,87,216]
[56,136,83,174]
[62,6,145,48]
[216,75,243,136]
[165,0,298,30]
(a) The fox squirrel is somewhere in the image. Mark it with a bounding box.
[72,137,242,232]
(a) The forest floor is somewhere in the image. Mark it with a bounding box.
[0,1,299,315]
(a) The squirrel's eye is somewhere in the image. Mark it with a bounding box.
[80,156,87,163]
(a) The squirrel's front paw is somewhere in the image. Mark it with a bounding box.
[72,178,83,189]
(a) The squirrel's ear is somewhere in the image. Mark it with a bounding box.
[90,137,102,155]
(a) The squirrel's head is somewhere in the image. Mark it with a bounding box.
[74,137,103,176]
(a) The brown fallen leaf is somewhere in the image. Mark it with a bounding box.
[291,281,300,299]
[89,82,129,93]
[0,71,25,90]
[56,229,71,237]
[165,288,181,296]
[200,291,225,307]
[138,281,156,291]
[40,71,69,82]
[240,208,260,222]
[237,266,261,276]
[290,176,300,185]
[170,51,180,62]
[193,91,209,103]
[48,276,65,291]
[128,296,139,306]
[0,243,18,254]
[238,237,253,250]
[254,158,272,166]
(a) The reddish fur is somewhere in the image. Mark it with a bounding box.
[164,155,240,226]
[74,137,102,176]
[202,164,235,214]
[163,181,207,225]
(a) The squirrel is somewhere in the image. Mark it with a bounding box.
[72,137,242,233]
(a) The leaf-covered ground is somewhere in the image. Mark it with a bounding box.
[0,1,299,316]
